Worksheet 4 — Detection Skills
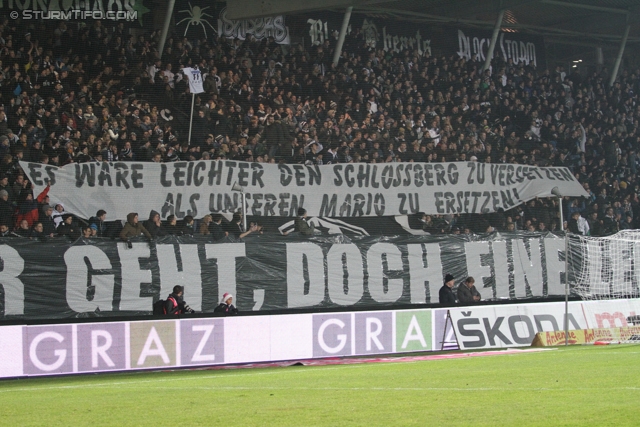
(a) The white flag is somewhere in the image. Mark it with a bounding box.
[183,67,204,94]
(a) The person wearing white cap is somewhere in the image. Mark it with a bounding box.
[214,292,238,315]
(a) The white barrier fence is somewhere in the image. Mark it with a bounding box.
[2,299,638,378]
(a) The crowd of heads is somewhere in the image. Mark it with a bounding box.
[0,15,639,237]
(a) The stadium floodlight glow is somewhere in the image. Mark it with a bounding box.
[231,182,247,232]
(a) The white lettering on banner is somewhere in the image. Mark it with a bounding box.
[0,245,25,315]
[365,317,384,351]
[287,242,325,308]
[367,243,404,303]
[401,315,427,349]
[465,241,492,292]
[450,302,585,349]
[191,324,216,362]
[382,26,431,56]
[217,7,290,44]
[493,240,508,300]
[0,0,137,13]
[407,243,442,304]
[289,236,569,311]
[65,246,115,313]
[318,318,348,354]
[326,244,364,305]
[91,330,115,368]
[307,18,329,46]
[512,239,543,298]
[204,243,245,304]
[21,161,587,221]
[137,327,170,365]
[457,29,537,66]
[544,238,566,296]
[30,331,67,372]
[157,244,202,311]
[118,242,152,311]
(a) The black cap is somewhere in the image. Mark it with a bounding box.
[444,274,454,284]
[297,208,306,216]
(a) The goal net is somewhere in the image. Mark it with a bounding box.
[568,230,640,301]
[567,231,640,342]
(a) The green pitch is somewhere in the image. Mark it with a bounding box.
[1,345,639,426]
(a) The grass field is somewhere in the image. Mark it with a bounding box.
[1,345,639,426]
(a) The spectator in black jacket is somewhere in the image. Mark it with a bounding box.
[57,214,81,239]
[164,214,182,235]
[439,273,456,305]
[0,189,13,227]
[143,210,164,238]
[41,205,57,237]
[210,214,228,241]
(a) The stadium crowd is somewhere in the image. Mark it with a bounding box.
[0,15,639,238]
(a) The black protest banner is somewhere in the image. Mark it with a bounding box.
[1,231,573,321]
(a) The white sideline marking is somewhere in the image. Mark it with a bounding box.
[168,386,640,392]
[0,347,636,394]
[0,365,367,394]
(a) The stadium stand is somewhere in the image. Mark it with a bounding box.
[0,8,639,237]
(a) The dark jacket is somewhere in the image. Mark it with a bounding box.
[214,302,238,315]
[41,215,57,236]
[439,284,456,304]
[57,219,81,239]
[0,198,13,227]
[294,216,315,236]
[143,210,164,238]
[457,283,481,304]
[225,221,243,238]
[119,212,152,240]
[164,293,185,315]
[88,216,107,237]
[210,221,226,241]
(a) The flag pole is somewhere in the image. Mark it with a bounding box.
[188,91,195,146]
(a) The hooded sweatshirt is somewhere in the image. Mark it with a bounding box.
[143,209,163,238]
[119,212,152,240]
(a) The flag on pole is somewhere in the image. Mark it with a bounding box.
[183,67,204,94]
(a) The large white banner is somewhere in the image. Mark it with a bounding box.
[21,160,588,220]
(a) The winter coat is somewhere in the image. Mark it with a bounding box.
[119,213,152,240]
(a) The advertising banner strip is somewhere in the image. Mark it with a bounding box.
[5,299,639,379]
[21,160,588,220]
[531,326,640,347]
[7,308,435,378]
[448,299,640,350]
